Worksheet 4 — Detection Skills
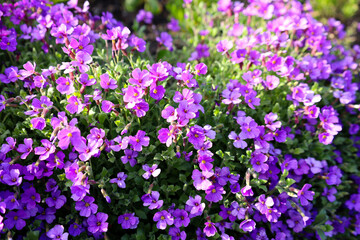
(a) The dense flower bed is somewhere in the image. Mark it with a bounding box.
[0,0,359,239]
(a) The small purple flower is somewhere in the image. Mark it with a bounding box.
[216,40,233,54]
[72,51,92,73]
[121,149,138,166]
[4,210,27,230]
[205,185,225,203]
[100,73,117,90]
[56,77,75,95]
[141,191,163,210]
[129,130,149,152]
[35,139,56,160]
[75,196,98,217]
[2,169,22,186]
[322,187,337,202]
[156,32,173,51]
[239,219,256,232]
[47,225,69,240]
[186,195,205,216]
[45,190,66,209]
[153,210,174,230]
[142,164,161,179]
[297,184,314,206]
[173,209,190,227]
[66,96,84,114]
[204,221,217,237]
[228,131,247,149]
[167,18,181,32]
[31,117,46,130]
[101,100,114,113]
[87,212,108,233]
[250,153,269,173]
[21,187,40,209]
[109,172,127,188]
[17,138,33,159]
[192,169,213,191]
[118,213,139,229]
[169,227,186,240]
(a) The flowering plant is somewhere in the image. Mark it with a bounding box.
[0,0,359,239]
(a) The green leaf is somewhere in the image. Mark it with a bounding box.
[313,209,328,225]
[135,209,147,220]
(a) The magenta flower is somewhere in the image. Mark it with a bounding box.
[150,85,165,100]
[100,73,117,90]
[72,51,92,73]
[66,96,84,114]
[123,85,144,103]
[101,100,114,113]
[31,117,46,130]
[153,210,174,230]
[216,40,233,54]
[319,132,333,145]
[79,73,96,86]
[158,126,178,147]
[57,127,82,150]
[34,139,55,160]
[17,138,33,159]
[87,212,108,233]
[19,61,36,79]
[264,75,280,90]
[194,63,207,75]
[129,130,149,152]
[56,77,75,95]
[132,100,149,117]
[110,172,127,188]
[128,68,151,88]
[118,213,139,229]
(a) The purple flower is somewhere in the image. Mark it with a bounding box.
[118,213,139,229]
[129,130,149,152]
[100,73,117,90]
[187,125,206,148]
[153,210,174,230]
[45,190,66,209]
[121,149,138,166]
[142,191,163,209]
[69,223,83,237]
[169,227,186,240]
[250,153,269,173]
[286,211,305,232]
[72,51,92,73]
[79,73,96,86]
[57,127,82,150]
[2,169,22,186]
[19,61,36,79]
[17,138,33,159]
[109,172,127,188]
[158,126,177,147]
[31,117,46,130]
[130,36,146,52]
[156,32,173,51]
[167,18,181,32]
[173,209,190,227]
[194,63,207,75]
[124,86,144,103]
[66,96,84,114]
[35,139,56,160]
[150,85,165,100]
[241,186,254,197]
[216,40,233,54]
[192,169,213,190]
[21,187,40,209]
[322,187,337,202]
[75,196,98,217]
[205,185,225,202]
[56,77,75,95]
[244,91,261,109]
[47,225,69,240]
[239,219,256,232]
[185,195,205,216]
[228,131,247,149]
[204,221,217,237]
[255,194,274,214]
[101,100,114,113]
[319,132,334,145]
[297,184,314,206]
[264,112,281,131]
[4,210,27,230]
[142,164,161,179]
[87,212,108,233]
[240,119,260,139]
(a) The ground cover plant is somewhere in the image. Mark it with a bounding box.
[0,0,359,239]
